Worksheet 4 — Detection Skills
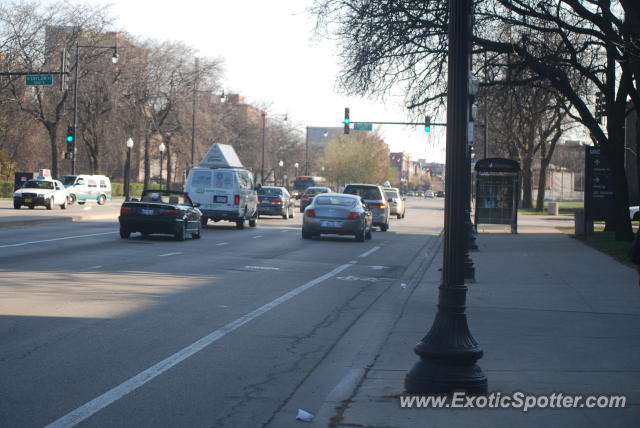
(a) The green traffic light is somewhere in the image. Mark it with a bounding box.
[424,126,431,132]
[67,136,73,142]
[344,118,350,124]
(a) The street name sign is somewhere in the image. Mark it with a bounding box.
[26,74,53,86]
[354,122,373,131]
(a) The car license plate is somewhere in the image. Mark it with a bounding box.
[141,208,154,215]
[24,198,32,203]
[214,195,227,203]
[320,220,342,228]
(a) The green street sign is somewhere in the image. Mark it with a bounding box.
[354,122,373,131]
[26,74,53,86]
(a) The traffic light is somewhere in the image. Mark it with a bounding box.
[344,108,350,134]
[66,124,75,153]
[424,115,431,132]
[595,93,606,123]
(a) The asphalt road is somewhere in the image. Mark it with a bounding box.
[0,197,444,428]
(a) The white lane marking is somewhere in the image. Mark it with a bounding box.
[281,230,289,232]
[244,266,280,271]
[368,265,388,270]
[44,262,353,428]
[215,242,228,246]
[337,275,378,282]
[349,260,358,264]
[159,252,182,257]
[85,266,103,270]
[358,246,381,258]
[0,232,117,249]
[252,235,263,239]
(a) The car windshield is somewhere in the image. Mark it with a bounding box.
[23,180,54,189]
[315,195,356,207]
[61,176,77,186]
[258,187,282,196]
[305,187,328,195]
[141,191,192,206]
[345,186,382,200]
[384,190,398,199]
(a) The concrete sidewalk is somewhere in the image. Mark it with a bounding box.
[315,215,640,428]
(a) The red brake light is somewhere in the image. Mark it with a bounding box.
[306,209,316,217]
[162,209,178,217]
[234,195,240,205]
[272,200,285,205]
[347,212,359,220]
[302,195,309,200]
[379,203,387,209]
[120,206,133,215]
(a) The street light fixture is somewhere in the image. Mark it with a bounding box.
[159,142,166,190]
[124,138,134,201]
[279,160,284,187]
[71,41,119,175]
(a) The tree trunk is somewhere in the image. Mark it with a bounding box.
[166,145,173,191]
[604,123,634,241]
[536,158,550,211]
[144,134,150,190]
[521,156,533,209]
[46,124,59,178]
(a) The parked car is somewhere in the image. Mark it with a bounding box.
[61,174,112,205]
[119,189,202,240]
[13,177,69,210]
[342,184,390,231]
[435,190,445,197]
[258,186,295,219]
[425,190,435,198]
[185,167,259,229]
[299,186,332,212]
[302,193,372,241]
[406,191,415,196]
[383,187,406,219]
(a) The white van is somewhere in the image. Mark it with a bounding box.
[185,167,259,229]
[61,174,112,205]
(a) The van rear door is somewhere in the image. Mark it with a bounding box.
[210,170,236,210]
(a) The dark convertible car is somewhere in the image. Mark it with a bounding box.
[119,190,202,240]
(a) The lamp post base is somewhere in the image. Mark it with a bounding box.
[405,358,488,394]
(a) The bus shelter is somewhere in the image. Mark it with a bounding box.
[474,158,520,234]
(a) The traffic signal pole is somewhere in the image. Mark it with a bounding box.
[71,42,80,175]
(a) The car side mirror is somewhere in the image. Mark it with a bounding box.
[255,184,262,191]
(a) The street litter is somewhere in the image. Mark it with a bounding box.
[296,409,314,422]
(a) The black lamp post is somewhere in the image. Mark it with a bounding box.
[124,138,133,201]
[260,112,267,184]
[404,0,487,394]
[72,42,119,175]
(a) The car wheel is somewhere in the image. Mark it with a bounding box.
[46,198,54,210]
[236,218,245,229]
[302,229,312,239]
[119,228,131,239]
[249,215,257,227]
[289,207,295,219]
[176,221,187,241]
[282,208,288,220]
[78,201,85,205]
[380,223,389,232]
[402,211,406,219]
[356,228,366,242]
[13,202,20,209]
[60,198,67,209]
[201,217,208,227]
[68,194,76,205]
[97,195,106,205]
[28,205,35,209]
[397,214,402,220]
[365,227,372,240]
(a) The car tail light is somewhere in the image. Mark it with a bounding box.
[368,203,386,210]
[120,206,133,215]
[347,212,359,220]
[306,209,316,217]
[272,200,285,205]
[162,209,178,217]
[234,195,240,205]
[301,195,309,200]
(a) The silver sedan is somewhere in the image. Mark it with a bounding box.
[302,193,373,242]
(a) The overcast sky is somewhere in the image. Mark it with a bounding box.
[87,0,446,163]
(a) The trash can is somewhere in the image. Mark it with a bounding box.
[574,208,593,235]
[548,202,559,216]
